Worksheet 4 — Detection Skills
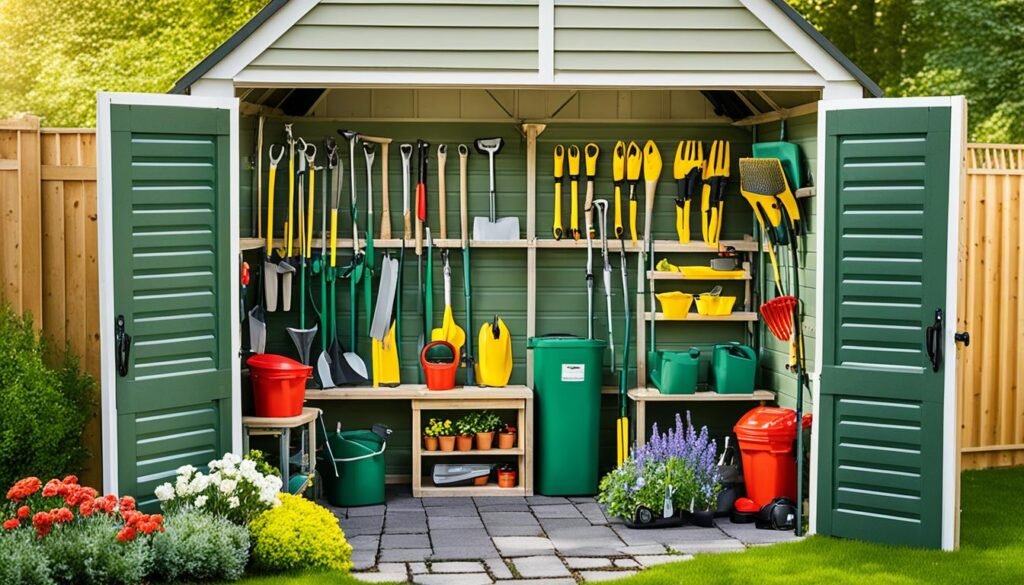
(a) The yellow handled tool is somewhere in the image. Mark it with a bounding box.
[584,143,599,239]
[673,141,703,244]
[285,124,295,259]
[626,141,642,244]
[642,141,662,246]
[612,141,625,239]
[265,145,284,255]
[553,145,565,240]
[304,143,318,259]
[702,140,731,247]
[568,145,581,240]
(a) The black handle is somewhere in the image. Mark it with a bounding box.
[955,331,971,347]
[925,308,943,372]
[115,315,131,378]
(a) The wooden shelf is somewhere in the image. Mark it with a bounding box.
[307,384,532,401]
[647,270,750,281]
[629,388,775,402]
[644,311,758,322]
[240,237,758,253]
[421,448,523,457]
[416,485,526,497]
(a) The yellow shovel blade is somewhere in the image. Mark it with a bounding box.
[375,322,401,386]
[476,319,513,387]
[431,306,466,356]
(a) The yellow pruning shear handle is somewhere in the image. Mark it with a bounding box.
[625,141,642,244]
[673,141,703,244]
[567,145,581,240]
[702,140,730,247]
[553,145,565,240]
[584,143,599,239]
[612,140,626,239]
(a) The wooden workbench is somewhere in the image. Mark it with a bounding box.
[628,388,775,448]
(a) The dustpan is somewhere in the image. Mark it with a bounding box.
[473,137,519,240]
[752,120,806,190]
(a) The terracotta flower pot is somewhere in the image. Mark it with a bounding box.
[423,436,439,451]
[497,469,517,488]
[473,475,489,486]
[497,432,517,450]
[456,435,474,451]
[475,431,495,451]
[438,436,456,452]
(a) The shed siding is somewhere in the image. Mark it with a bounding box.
[552,0,814,75]
[251,1,539,73]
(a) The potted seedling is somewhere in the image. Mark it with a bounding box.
[475,411,503,451]
[455,413,477,451]
[498,423,517,450]
[424,418,452,451]
[497,463,517,488]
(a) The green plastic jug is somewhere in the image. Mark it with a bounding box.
[712,343,757,395]
[654,348,701,395]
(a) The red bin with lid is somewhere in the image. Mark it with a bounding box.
[247,354,312,417]
[733,406,811,507]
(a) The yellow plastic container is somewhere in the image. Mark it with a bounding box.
[695,295,736,316]
[655,292,694,319]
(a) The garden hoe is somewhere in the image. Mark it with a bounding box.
[362,142,378,341]
[278,125,297,311]
[612,140,626,239]
[473,137,518,240]
[625,141,642,244]
[702,140,731,247]
[673,140,704,244]
[552,144,565,240]
[642,140,662,247]
[262,143,284,312]
[287,140,318,367]
[595,199,614,371]
[568,144,581,240]
[616,217,632,466]
[584,143,599,240]
[459,144,476,385]
[357,134,393,240]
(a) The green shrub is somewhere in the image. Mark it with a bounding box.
[0,530,53,585]
[150,511,249,582]
[0,307,94,489]
[42,515,152,585]
[249,494,352,574]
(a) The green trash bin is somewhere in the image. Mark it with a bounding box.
[527,335,607,496]
[320,425,390,507]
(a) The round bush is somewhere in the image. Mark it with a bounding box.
[249,494,352,574]
[0,307,93,489]
[0,529,53,585]
[150,511,249,582]
[42,516,151,585]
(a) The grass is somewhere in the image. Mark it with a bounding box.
[225,467,1023,585]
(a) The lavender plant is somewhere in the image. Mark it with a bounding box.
[598,412,722,520]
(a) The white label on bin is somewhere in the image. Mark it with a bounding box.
[561,364,585,382]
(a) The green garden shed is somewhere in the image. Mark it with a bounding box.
[95,0,968,550]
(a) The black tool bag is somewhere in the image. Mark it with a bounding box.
[756,497,798,531]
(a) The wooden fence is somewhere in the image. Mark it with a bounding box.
[0,116,1020,472]
[0,115,100,485]
[959,144,1024,469]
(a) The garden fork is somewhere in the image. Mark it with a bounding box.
[673,140,704,243]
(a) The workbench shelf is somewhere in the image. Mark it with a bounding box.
[421,448,523,457]
[628,389,776,449]
[644,312,759,322]
[240,237,757,253]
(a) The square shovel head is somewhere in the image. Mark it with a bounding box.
[473,216,520,241]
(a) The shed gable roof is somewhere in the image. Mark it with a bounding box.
[171,0,881,97]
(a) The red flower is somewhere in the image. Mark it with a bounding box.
[6,477,41,502]
[79,498,95,517]
[32,511,53,537]
[3,518,19,530]
[116,526,137,542]
[64,485,97,507]
[52,507,74,524]
[150,513,163,524]
[62,475,78,485]
[119,495,136,512]
[41,480,60,498]
[95,495,117,514]
[16,506,30,520]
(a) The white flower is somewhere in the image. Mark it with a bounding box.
[220,479,238,494]
[176,464,196,477]
[195,495,208,508]
[240,459,256,474]
[154,483,174,502]
[228,496,240,509]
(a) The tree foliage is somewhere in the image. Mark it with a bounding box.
[0,0,266,126]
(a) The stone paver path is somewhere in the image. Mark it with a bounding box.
[334,487,798,584]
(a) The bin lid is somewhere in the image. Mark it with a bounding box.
[527,334,608,349]
[247,353,310,372]
[733,406,802,442]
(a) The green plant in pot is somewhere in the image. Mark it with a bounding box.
[474,411,503,451]
[424,418,452,451]
[455,413,477,451]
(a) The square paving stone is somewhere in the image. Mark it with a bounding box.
[617,544,668,555]
[716,520,801,545]
[579,570,638,582]
[428,516,485,530]
[531,504,582,519]
[348,535,381,553]
[525,495,569,505]
[485,524,545,537]
[431,561,486,573]
[329,507,348,519]
[481,512,541,526]
[348,505,387,517]
[484,558,513,579]
[429,546,500,561]
[425,505,480,517]
[511,556,571,578]
[492,536,556,557]
[612,524,723,545]
[539,517,591,532]
[382,533,431,549]
[635,554,692,567]
[428,528,491,543]
[378,548,433,562]
[410,562,429,574]
[666,539,746,554]
[414,574,493,585]
[375,563,408,574]
[475,496,527,506]
[422,497,474,507]
[576,502,611,525]
[350,553,377,571]
[565,557,612,569]
[384,517,429,534]
[475,504,531,513]
[342,516,385,536]
[614,559,640,568]
[568,496,597,503]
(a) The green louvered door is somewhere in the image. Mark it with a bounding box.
[817,99,964,550]
[103,99,236,510]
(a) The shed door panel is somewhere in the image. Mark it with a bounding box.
[817,102,959,550]
[109,104,233,510]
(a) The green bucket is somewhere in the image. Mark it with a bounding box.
[655,348,701,395]
[320,426,390,507]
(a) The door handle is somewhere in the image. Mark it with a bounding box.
[955,331,971,346]
[115,315,131,377]
[925,308,943,372]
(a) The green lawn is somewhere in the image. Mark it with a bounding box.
[229,467,1024,585]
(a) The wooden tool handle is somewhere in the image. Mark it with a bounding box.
[438,145,448,239]
[358,134,393,145]
[459,145,469,248]
[379,144,391,239]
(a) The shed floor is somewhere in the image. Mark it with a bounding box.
[331,486,800,584]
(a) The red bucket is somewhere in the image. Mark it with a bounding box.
[421,341,458,391]
[247,354,311,417]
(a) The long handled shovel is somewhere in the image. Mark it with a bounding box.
[278,125,298,311]
[371,254,400,387]
[432,250,466,355]
[616,232,631,465]
[263,144,284,312]
[473,137,518,240]
[595,200,615,370]
[415,141,430,379]
[287,141,319,365]
[459,144,476,385]
[315,139,337,387]
[362,142,378,382]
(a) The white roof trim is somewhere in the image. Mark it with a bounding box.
[205,0,320,81]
